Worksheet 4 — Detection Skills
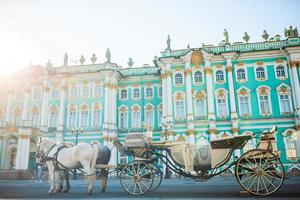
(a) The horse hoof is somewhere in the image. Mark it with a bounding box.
[85,191,92,195]
[62,188,70,193]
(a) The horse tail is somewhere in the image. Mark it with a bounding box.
[90,145,98,173]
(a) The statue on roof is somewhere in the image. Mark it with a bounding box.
[79,55,85,65]
[187,44,190,49]
[166,34,171,50]
[127,58,134,68]
[262,30,269,41]
[285,25,299,38]
[223,29,229,43]
[106,48,111,63]
[91,54,97,64]
[63,52,68,66]
[243,32,250,43]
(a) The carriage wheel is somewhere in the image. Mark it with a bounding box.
[235,149,284,196]
[148,163,162,192]
[119,161,154,195]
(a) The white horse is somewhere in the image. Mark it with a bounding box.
[36,138,98,194]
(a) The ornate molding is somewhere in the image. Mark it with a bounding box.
[187,129,195,136]
[231,128,239,133]
[191,51,203,67]
[226,65,233,72]
[295,125,300,131]
[208,128,217,134]
[19,135,30,140]
[204,67,212,75]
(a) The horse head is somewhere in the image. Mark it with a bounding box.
[36,138,57,164]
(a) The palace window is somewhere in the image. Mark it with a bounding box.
[194,71,203,83]
[145,105,154,127]
[216,70,224,82]
[276,66,286,79]
[239,96,250,116]
[145,87,153,98]
[286,136,297,159]
[94,85,102,97]
[256,67,266,79]
[71,87,77,97]
[132,106,141,128]
[51,89,60,99]
[93,108,102,127]
[175,73,183,85]
[81,110,89,127]
[217,98,228,117]
[279,94,291,113]
[82,86,89,98]
[119,112,128,129]
[133,88,140,99]
[33,88,42,100]
[49,110,58,128]
[236,68,246,81]
[158,87,162,98]
[195,99,206,117]
[120,89,127,100]
[32,111,40,127]
[259,95,270,115]
[175,100,185,119]
[68,110,76,127]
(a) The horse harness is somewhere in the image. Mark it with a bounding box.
[36,143,95,176]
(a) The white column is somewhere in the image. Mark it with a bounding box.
[15,134,30,170]
[166,65,173,122]
[185,62,194,121]
[103,78,111,130]
[291,63,300,111]
[57,80,66,142]
[5,91,13,123]
[21,89,30,121]
[161,71,168,124]
[205,61,215,120]
[40,81,50,132]
[226,59,237,119]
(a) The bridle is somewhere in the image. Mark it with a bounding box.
[35,143,57,163]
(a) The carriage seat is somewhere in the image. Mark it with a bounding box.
[210,133,253,149]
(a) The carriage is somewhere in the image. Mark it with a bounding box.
[114,126,285,196]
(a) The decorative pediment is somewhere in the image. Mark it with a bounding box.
[191,51,203,67]
[215,89,227,98]
[69,104,76,112]
[257,86,270,95]
[175,92,184,100]
[238,87,250,96]
[195,90,206,100]
[49,105,58,112]
[119,106,128,112]
[94,103,102,110]
[256,61,264,66]
[132,105,140,112]
[145,104,153,112]
[276,83,290,94]
[31,106,39,114]
[80,104,88,111]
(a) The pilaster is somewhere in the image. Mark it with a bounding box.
[5,90,13,123]
[185,61,194,121]
[21,87,31,121]
[15,129,31,170]
[166,64,173,122]
[40,80,50,132]
[204,60,215,120]
[57,80,66,142]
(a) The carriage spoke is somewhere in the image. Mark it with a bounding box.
[264,171,283,181]
[238,163,255,172]
[140,179,150,190]
[133,182,137,194]
[261,174,276,190]
[245,157,256,170]
[261,174,269,194]
[241,173,256,183]
[125,181,135,191]
[256,176,261,194]
[137,182,142,194]
[139,165,147,175]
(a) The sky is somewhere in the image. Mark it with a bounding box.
[0,0,300,77]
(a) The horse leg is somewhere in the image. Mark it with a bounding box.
[100,169,109,192]
[47,162,55,194]
[55,171,64,193]
[81,163,95,195]
[62,170,70,193]
[53,170,61,193]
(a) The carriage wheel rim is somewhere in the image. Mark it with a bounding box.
[148,163,163,192]
[235,149,285,196]
[120,161,154,195]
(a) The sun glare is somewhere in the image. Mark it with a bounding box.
[0,32,36,78]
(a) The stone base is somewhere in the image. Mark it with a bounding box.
[0,170,35,180]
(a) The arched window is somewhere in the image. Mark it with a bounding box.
[31,107,40,127]
[283,130,298,160]
[175,93,185,119]
[259,95,270,114]
[120,89,127,99]
[80,105,89,127]
[216,70,224,82]
[133,88,140,99]
[217,97,228,117]
[93,104,102,127]
[82,86,89,97]
[194,71,203,83]
[175,73,183,84]
[276,66,286,78]
[236,68,246,81]
[49,106,58,128]
[195,99,205,117]
[68,105,76,127]
[279,94,291,113]
[33,88,41,99]
[145,105,154,127]
[119,107,128,129]
[145,88,153,98]
[71,87,77,97]
[94,85,102,97]
[132,106,141,128]
[256,67,265,79]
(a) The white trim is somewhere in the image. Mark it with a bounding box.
[118,105,129,129]
[214,89,229,118]
[131,87,141,100]
[119,88,128,101]
[173,91,186,120]
[192,68,205,85]
[276,83,293,114]
[131,104,141,128]
[144,103,155,128]
[144,86,154,99]
[214,66,226,84]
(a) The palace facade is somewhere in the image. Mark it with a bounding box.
[0,26,300,173]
